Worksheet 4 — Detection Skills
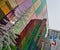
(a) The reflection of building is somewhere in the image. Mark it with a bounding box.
[48,29,60,50]
[0,0,48,50]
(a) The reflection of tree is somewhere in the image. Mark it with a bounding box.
[0,28,17,50]
[49,29,60,39]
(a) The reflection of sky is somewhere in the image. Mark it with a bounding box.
[46,0,60,31]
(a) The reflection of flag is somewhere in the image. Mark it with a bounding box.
[51,42,56,46]
[50,36,56,46]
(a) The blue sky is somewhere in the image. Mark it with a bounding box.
[46,0,60,31]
